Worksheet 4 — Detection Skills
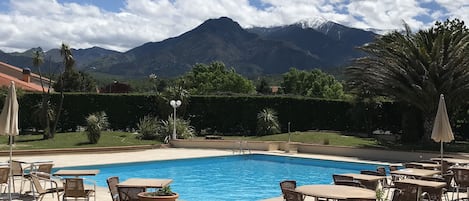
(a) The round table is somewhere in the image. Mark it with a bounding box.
[296,185,376,200]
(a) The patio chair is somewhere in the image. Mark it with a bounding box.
[62,178,95,201]
[394,182,419,201]
[345,198,375,201]
[452,168,469,200]
[0,167,9,193]
[360,170,382,176]
[106,176,120,201]
[282,188,305,201]
[117,186,145,201]
[30,174,63,201]
[334,180,367,188]
[11,160,27,193]
[376,166,386,176]
[404,163,424,169]
[419,176,447,201]
[390,189,402,201]
[332,174,353,183]
[280,180,297,200]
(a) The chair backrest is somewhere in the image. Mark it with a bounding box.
[394,182,419,201]
[376,166,386,175]
[117,186,145,201]
[30,174,47,194]
[334,180,366,188]
[391,189,402,201]
[107,176,120,201]
[419,160,439,164]
[282,188,305,201]
[10,161,23,176]
[0,167,9,184]
[35,163,53,179]
[332,174,353,183]
[453,168,469,187]
[345,198,375,201]
[404,163,423,169]
[389,165,399,171]
[64,178,88,198]
[360,170,381,176]
[280,180,297,199]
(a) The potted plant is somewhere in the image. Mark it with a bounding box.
[137,186,179,201]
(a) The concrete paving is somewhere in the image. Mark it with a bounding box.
[0,148,460,201]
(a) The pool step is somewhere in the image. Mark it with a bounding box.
[232,140,251,155]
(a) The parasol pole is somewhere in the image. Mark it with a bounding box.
[8,136,12,201]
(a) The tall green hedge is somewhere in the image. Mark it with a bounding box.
[17,93,403,136]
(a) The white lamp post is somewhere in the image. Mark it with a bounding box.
[170,100,182,140]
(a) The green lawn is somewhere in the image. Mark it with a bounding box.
[1,130,467,153]
[0,131,158,150]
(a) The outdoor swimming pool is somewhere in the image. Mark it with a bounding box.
[62,154,383,201]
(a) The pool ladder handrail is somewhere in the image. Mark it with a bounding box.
[233,140,251,155]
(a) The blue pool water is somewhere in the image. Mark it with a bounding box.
[60,154,382,201]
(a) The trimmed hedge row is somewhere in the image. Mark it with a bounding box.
[17,93,403,136]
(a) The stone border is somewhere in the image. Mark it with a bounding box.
[170,139,469,162]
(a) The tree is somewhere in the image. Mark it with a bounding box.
[53,44,96,92]
[345,19,469,141]
[256,78,271,94]
[32,50,56,139]
[181,62,255,94]
[281,68,345,99]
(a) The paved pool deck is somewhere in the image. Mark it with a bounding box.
[0,148,402,201]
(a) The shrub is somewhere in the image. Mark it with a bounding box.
[256,108,281,136]
[85,111,109,144]
[160,114,195,140]
[136,116,159,140]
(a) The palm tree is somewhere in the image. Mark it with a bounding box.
[346,19,469,141]
[32,50,53,138]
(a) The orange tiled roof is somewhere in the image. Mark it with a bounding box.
[0,61,51,92]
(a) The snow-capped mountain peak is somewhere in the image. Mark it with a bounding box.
[297,17,330,29]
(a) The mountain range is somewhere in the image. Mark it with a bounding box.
[0,17,377,78]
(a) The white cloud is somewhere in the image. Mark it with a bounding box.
[0,0,463,53]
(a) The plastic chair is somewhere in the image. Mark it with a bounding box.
[106,176,120,201]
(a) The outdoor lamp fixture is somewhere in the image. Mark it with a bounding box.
[170,100,182,140]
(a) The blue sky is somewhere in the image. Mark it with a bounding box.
[0,0,467,52]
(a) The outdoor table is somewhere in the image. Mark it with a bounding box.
[117,178,173,189]
[395,178,446,200]
[340,173,386,189]
[53,169,100,177]
[391,168,440,178]
[296,184,376,200]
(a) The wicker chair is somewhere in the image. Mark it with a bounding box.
[332,174,353,183]
[334,180,366,188]
[452,168,469,200]
[280,180,297,200]
[394,182,419,201]
[282,188,305,201]
[419,176,446,201]
[117,186,145,201]
[107,176,120,201]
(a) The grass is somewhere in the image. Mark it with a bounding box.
[0,131,158,150]
[1,130,467,153]
[203,131,383,148]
